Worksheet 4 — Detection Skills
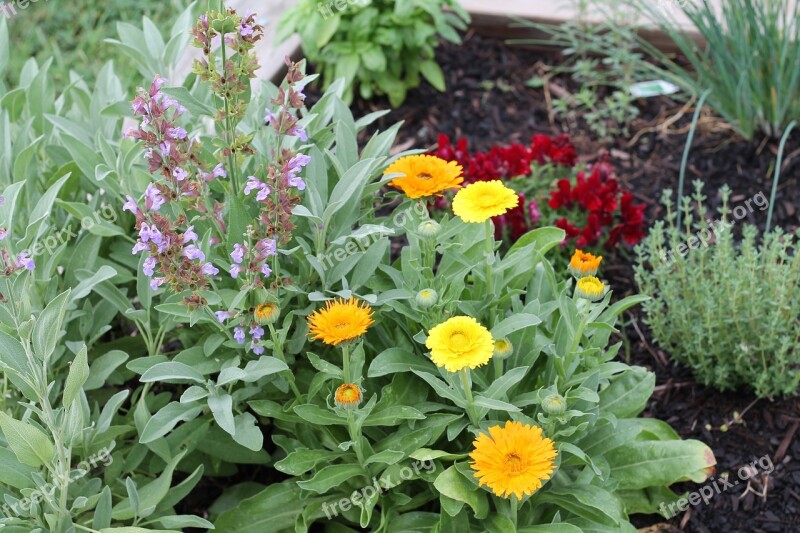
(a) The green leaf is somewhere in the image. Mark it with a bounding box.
[32,289,71,362]
[112,451,187,520]
[275,449,344,476]
[490,314,542,339]
[208,394,235,435]
[369,348,436,377]
[297,463,366,493]
[363,406,426,426]
[433,465,488,519]
[232,412,264,452]
[419,60,446,91]
[140,402,203,443]
[607,440,716,490]
[63,345,90,408]
[0,412,54,467]
[599,367,655,418]
[472,396,521,413]
[214,482,308,532]
[293,404,345,426]
[140,362,205,384]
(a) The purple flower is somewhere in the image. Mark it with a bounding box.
[183,244,205,261]
[144,183,165,212]
[150,76,167,97]
[231,243,246,264]
[159,141,173,158]
[122,195,139,214]
[0,196,4,206]
[0,228,7,241]
[182,225,198,244]
[213,163,227,179]
[257,186,271,202]
[256,238,277,257]
[265,108,277,125]
[142,255,157,277]
[167,127,187,140]
[139,223,163,245]
[173,167,189,181]
[16,252,35,271]
[201,262,219,276]
[260,263,272,277]
[249,325,265,341]
[132,240,148,254]
[288,123,308,141]
[240,19,254,37]
[156,237,171,254]
[150,277,166,291]
[234,327,246,344]
[131,96,148,115]
[230,264,242,279]
[251,343,265,355]
[215,311,231,323]
[244,176,264,195]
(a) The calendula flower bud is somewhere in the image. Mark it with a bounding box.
[254,302,280,325]
[575,276,606,302]
[418,220,441,238]
[493,338,513,359]
[416,288,439,308]
[541,393,567,415]
[569,249,602,278]
[334,383,363,410]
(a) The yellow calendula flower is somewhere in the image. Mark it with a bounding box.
[470,420,558,500]
[452,180,519,223]
[254,302,280,325]
[425,316,494,372]
[569,249,602,278]
[384,155,464,199]
[575,276,606,302]
[307,297,375,345]
[334,383,363,409]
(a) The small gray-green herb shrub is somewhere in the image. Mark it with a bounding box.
[635,183,800,398]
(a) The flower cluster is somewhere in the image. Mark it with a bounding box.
[569,249,607,302]
[432,134,646,250]
[548,155,646,248]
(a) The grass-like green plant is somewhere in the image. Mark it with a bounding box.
[628,0,800,140]
[277,0,470,106]
[3,0,191,90]
[635,182,800,398]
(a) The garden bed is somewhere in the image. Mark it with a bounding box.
[308,29,800,532]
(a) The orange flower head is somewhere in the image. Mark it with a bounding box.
[569,249,603,278]
[334,383,363,409]
[307,297,374,345]
[384,155,464,199]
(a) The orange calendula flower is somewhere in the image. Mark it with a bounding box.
[569,250,603,278]
[334,383,363,409]
[307,297,375,345]
[254,302,280,325]
[470,420,558,500]
[384,155,464,199]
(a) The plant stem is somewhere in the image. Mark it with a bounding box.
[510,495,518,529]
[460,368,479,427]
[342,343,351,383]
[268,324,302,400]
[219,34,238,195]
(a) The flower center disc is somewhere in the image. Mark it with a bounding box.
[449,332,468,350]
[417,172,433,180]
[504,453,526,475]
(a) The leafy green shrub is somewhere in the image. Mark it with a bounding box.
[635,183,800,397]
[277,0,470,105]
[627,0,800,140]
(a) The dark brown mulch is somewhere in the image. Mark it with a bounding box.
[306,30,800,532]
